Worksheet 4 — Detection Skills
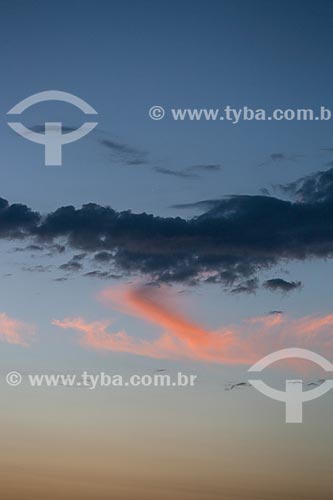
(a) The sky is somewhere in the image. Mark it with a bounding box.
[1,1,333,499]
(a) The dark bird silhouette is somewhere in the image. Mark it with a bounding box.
[225,381,251,391]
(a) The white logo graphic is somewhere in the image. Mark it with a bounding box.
[248,348,333,423]
[7,90,98,165]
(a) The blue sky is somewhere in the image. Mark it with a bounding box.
[1,1,333,499]
[1,0,333,215]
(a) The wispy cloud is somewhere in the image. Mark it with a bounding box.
[0,313,35,346]
[53,285,333,367]
[259,152,303,167]
[154,164,222,179]
[100,138,149,165]
[187,164,223,172]
[59,260,82,272]
[154,167,199,179]
[171,199,221,210]
[231,278,258,294]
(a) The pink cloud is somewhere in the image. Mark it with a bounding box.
[0,312,35,346]
[53,285,333,366]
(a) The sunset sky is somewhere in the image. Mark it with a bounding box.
[1,1,333,499]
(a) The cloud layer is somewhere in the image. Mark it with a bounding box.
[2,167,333,289]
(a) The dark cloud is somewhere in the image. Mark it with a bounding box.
[154,167,198,179]
[13,243,43,252]
[268,310,283,315]
[187,164,222,172]
[263,278,302,293]
[307,379,326,387]
[231,278,259,294]
[100,139,149,166]
[22,264,52,273]
[83,270,122,279]
[100,139,142,156]
[125,158,147,166]
[30,127,150,167]
[72,253,86,261]
[270,153,286,161]
[84,270,109,279]
[50,244,66,254]
[155,164,221,179]
[25,244,43,251]
[59,260,82,272]
[279,167,333,203]
[13,242,65,255]
[0,197,40,237]
[2,167,333,291]
[171,199,222,211]
[93,251,113,262]
[259,152,303,167]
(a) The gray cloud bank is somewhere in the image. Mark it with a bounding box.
[1,167,333,291]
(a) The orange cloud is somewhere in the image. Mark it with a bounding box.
[52,317,174,359]
[0,312,35,346]
[53,285,333,366]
